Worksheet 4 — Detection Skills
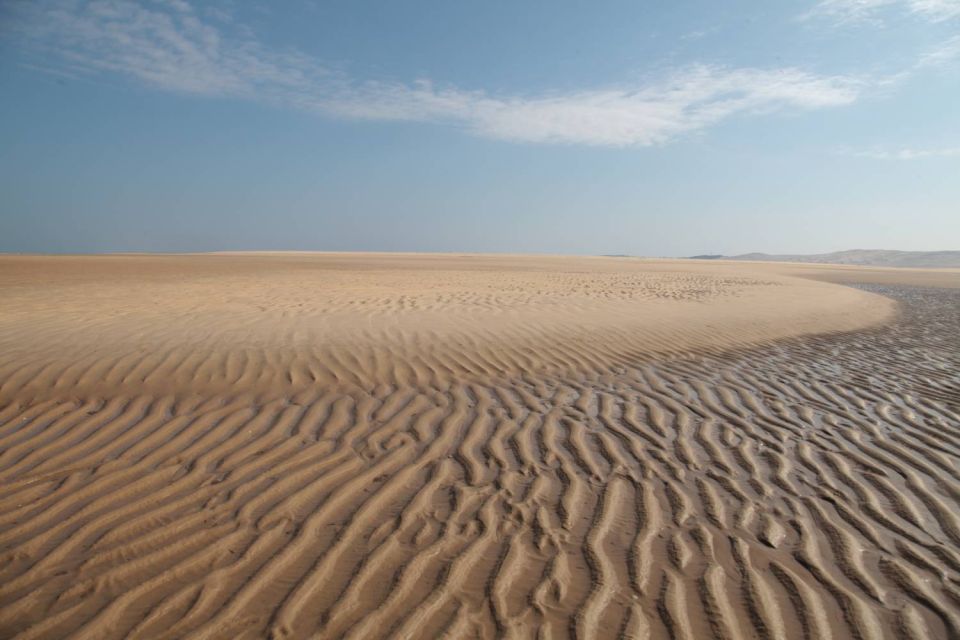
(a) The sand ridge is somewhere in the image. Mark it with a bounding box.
[0,254,895,400]
[0,254,957,639]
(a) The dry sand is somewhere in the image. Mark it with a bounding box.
[0,253,957,639]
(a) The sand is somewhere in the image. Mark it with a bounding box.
[0,254,957,639]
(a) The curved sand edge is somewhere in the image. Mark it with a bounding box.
[0,254,895,400]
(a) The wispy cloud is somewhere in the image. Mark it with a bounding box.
[16,0,325,96]
[9,0,864,147]
[917,34,960,67]
[681,26,720,41]
[316,67,862,147]
[842,146,960,159]
[804,0,960,23]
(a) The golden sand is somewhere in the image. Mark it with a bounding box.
[0,254,957,639]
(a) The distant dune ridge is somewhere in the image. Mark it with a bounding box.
[0,254,958,639]
[691,248,960,268]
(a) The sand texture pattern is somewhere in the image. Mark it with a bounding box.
[0,254,957,639]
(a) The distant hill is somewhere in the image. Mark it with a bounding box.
[690,250,960,269]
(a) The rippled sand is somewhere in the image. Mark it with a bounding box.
[0,254,957,639]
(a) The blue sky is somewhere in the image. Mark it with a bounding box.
[0,0,957,255]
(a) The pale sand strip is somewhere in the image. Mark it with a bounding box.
[0,254,898,400]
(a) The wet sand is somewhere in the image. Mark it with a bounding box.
[0,254,957,639]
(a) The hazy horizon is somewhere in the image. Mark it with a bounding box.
[0,248,958,260]
[1,1,958,255]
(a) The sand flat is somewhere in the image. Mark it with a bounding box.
[0,254,896,398]
[0,254,957,639]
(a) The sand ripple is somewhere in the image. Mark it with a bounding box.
[0,257,958,639]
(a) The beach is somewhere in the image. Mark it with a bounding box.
[0,254,957,639]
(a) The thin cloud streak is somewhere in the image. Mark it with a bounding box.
[804,0,960,23]
[846,146,960,159]
[22,0,325,96]
[917,34,960,67]
[314,69,862,147]
[11,0,864,147]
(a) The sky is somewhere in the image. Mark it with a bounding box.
[0,0,957,256]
